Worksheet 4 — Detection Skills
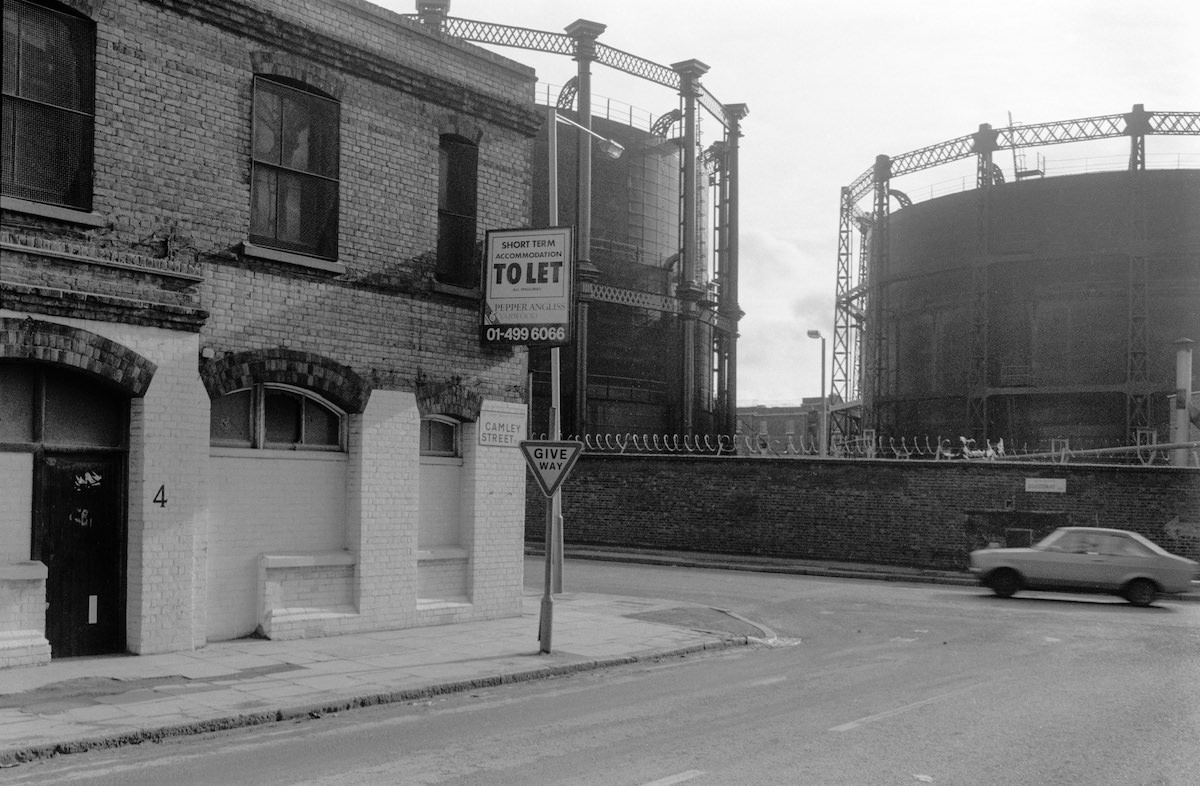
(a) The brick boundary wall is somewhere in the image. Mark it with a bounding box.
[526,455,1200,570]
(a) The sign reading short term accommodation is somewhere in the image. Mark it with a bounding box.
[481,227,574,347]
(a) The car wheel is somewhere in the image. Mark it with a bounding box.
[1124,578,1157,607]
[989,568,1021,598]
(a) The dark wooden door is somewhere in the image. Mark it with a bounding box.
[34,453,126,658]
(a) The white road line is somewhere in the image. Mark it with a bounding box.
[748,676,788,687]
[640,770,706,785]
[829,683,984,733]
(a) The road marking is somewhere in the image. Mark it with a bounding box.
[748,635,803,647]
[748,676,788,687]
[640,770,705,785]
[829,683,984,733]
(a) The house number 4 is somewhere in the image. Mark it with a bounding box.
[154,485,168,508]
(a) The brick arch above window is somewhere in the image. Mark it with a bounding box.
[0,317,156,396]
[436,115,484,145]
[43,0,100,17]
[415,377,482,422]
[249,52,346,100]
[52,0,100,18]
[201,348,367,414]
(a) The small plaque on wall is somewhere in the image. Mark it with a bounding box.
[478,410,526,447]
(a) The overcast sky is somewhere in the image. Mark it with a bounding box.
[370,0,1199,406]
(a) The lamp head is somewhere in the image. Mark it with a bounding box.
[806,329,823,339]
[598,139,625,159]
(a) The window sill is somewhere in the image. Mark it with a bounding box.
[0,562,48,581]
[430,280,481,299]
[260,551,355,570]
[210,446,347,461]
[419,455,463,466]
[417,598,470,610]
[1,196,107,227]
[242,241,346,274]
[417,546,468,562]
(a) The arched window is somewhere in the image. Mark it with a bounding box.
[419,416,460,458]
[210,384,344,451]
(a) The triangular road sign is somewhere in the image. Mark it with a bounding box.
[519,440,584,497]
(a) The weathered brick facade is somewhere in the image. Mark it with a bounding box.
[530,456,1200,569]
[2,0,535,666]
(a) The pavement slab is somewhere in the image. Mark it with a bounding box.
[0,590,747,766]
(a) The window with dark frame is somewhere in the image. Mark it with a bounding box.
[1,0,96,210]
[210,384,344,451]
[436,134,479,288]
[419,417,459,458]
[250,76,340,260]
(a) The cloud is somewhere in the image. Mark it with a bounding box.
[735,226,835,404]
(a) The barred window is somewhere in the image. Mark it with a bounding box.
[211,384,344,451]
[1,0,95,210]
[436,135,479,287]
[250,76,340,260]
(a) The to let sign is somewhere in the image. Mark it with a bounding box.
[481,227,573,347]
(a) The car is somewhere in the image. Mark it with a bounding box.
[969,526,1199,606]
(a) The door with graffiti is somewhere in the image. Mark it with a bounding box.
[34,454,126,657]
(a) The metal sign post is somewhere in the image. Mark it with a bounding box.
[482,223,575,603]
[519,439,583,654]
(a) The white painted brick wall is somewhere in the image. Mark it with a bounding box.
[108,323,208,655]
[207,452,348,640]
[470,401,529,618]
[350,389,420,627]
[0,454,33,563]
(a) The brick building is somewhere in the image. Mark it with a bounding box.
[1,0,538,667]
[736,400,833,455]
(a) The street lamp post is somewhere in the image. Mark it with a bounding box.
[542,106,622,605]
[807,329,828,457]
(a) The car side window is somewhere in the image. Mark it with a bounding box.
[1098,535,1148,557]
[1051,532,1084,553]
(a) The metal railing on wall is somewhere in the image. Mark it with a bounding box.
[528,431,1199,466]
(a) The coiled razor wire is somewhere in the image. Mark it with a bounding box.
[526,432,1196,465]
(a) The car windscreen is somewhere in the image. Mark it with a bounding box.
[1034,530,1073,551]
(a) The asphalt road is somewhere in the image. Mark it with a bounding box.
[11,559,1199,785]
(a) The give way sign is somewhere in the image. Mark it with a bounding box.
[519,440,584,497]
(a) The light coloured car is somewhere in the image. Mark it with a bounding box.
[969,526,1199,606]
